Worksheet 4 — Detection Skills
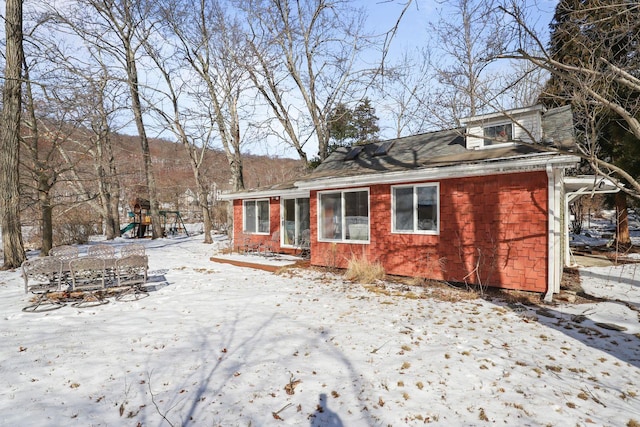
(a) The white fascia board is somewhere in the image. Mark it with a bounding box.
[295,153,580,191]
[218,188,310,201]
[564,175,621,192]
[460,105,546,125]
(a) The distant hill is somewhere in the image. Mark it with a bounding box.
[112,133,306,202]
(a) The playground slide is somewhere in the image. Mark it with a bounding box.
[120,223,136,234]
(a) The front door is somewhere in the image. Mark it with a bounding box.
[281,198,310,247]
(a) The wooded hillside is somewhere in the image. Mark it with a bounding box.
[19,130,305,248]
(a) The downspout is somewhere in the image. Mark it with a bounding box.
[545,165,561,302]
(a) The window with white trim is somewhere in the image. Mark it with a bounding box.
[392,184,439,234]
[243,199,270,234]
[483,123,513,145]
[318,189,369,242]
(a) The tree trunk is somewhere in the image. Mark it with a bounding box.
[199,194,213,244]
[125,44,162,239]
[1,0,25,269]
[615,191,631,246]
[192,167,213,244]
[38,174,53,255]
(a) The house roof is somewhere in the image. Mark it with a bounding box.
[304,106,577,185]
[221,106,579,199]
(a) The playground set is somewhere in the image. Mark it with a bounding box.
[121,198,189,238]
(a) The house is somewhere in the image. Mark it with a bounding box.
[221,105,589,299]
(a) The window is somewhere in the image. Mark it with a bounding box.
[282,198,310,246]
[392,184,439,234]
[483,123,513,145]
[374,140,394,156]
[344,146,363,161]
[243,199,270,234]
[318,189,369,242]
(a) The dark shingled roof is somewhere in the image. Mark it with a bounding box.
[222,106,576,198]
[308,106,575,181]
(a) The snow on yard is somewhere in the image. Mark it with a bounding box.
[1,234,639,426]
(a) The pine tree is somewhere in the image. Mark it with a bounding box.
[540,0,640,245]
[327,98,380,152]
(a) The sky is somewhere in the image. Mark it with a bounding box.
[1,216,640,426]
[12,0,561,161]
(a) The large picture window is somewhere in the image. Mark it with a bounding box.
[318,189,369,242]
[243,199,270,234]
[392,184,439,234]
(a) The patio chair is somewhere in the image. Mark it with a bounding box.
[261,231,280,257]
[87,244,118,285]
[296,229,311,259]
[114,255,149,301]
[21,257,65,312]
[69,257,109,307]
[120,243,145,258]
[237,235,260,255]
[87,244,116,259]
[49,245,79,263]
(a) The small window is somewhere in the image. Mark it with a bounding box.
[318,189,369,242]
[392,184,439,234]
[374,140,394,156]
[243,199,270,234]
[344,146,363,161]
[483,123,513,146]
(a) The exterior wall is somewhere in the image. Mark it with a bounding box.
[232,197,294,254]
[310,171,549,293]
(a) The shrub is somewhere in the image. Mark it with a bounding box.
[345,254,385,283]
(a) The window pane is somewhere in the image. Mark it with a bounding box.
[244,201,256,233]
[296,198,310,245]
[483,124,512,145]
[417,186,437,231]
[345,191,368,240]
[394,187,414,231]
[283,199,295,245]
[257,200,270,233]
[320,193,342,240]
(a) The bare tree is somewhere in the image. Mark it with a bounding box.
[236,0,376,165]
[1,0,26,268]
[20,9,126,250]
[51,0,164,238]
[378,48,434,138]
[427,0,511,125]
[21,57,74,254]
[498,0,640,195]
[145,0,257,242]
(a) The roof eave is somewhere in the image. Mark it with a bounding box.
[218,188,310,201]
[295,153,580,191]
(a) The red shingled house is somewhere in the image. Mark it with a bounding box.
[221,105,583,299]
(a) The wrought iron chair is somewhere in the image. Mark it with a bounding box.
[49,245,79,269]
[261,231,280,257]
[21,257,65,312]
[87,244,116,259]
[120,244,146,258]
[69,257,109,307]
[297,229,311,259]
[114,255,149,301]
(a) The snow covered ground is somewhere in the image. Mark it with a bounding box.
[1,234,639,426]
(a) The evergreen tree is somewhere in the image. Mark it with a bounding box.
[540,0,640,245]
[351,98,380,144]
[327,103,356,151]
[327,98,380,152]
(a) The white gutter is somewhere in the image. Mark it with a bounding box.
[296,153,579,191]
[218,188,310,201]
